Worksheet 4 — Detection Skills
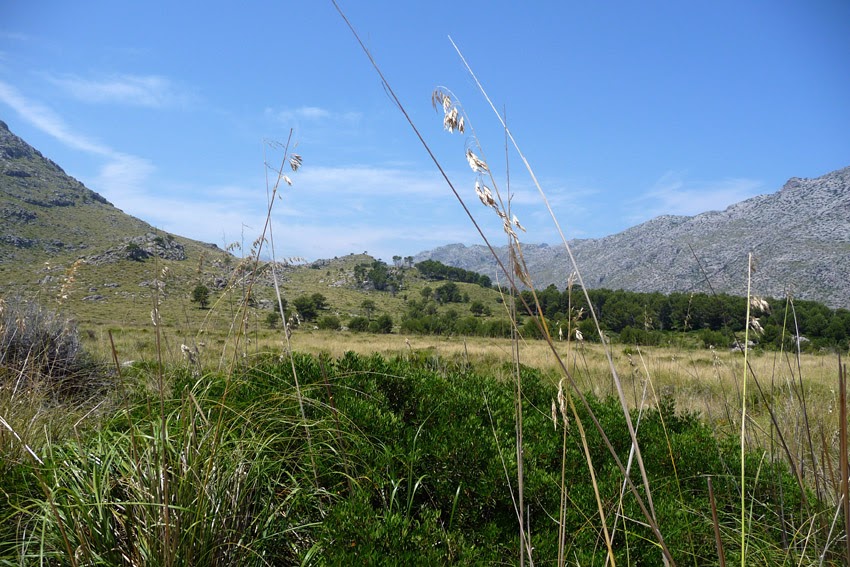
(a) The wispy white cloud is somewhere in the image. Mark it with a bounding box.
[298,164,443,197]
[44,73,193,108]
[0,80,113,154]
[631,171,764,220]
[93,154,156,198]
[266,106,362,124]
[112,186,262,248]
[0,81,159,207]
[0,31,31,41]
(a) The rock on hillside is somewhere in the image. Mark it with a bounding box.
[416,166,850,308]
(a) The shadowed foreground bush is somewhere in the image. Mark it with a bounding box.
[0,296,106,399]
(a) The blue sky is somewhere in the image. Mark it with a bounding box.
[1,1,848,263]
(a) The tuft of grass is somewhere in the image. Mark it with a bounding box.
[0,295,107,400]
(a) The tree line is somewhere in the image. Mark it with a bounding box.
[520,286,850,350]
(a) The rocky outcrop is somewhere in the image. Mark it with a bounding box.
[86,232,187,265]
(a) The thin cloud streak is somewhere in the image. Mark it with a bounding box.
[45,73,193,108]
[0,80,113,155]
[632,171,764,220]
[299,165,444,197]
[266,106,362,124]
[0,82,160,208]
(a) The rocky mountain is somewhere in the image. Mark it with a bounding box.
[415,166,850,308]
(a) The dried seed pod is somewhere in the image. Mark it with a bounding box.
[465,149,488,173]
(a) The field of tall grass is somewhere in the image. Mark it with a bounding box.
[1,6,849,565]
[1,291,848,565]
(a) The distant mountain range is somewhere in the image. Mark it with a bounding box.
[415,166,850,308]
[3,118,848,311]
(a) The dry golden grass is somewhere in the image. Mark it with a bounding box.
[88,324,842,442]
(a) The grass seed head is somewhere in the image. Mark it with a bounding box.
[475,180,497,208]
[465,148,488,173]
[289,154,303,171]
[512,214,526,232]
[750,296,770,313]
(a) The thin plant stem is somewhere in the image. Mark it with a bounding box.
[264,133,319,489]
[839,355,850,564]
[741,252,753,567]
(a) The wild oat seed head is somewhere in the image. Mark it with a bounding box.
[513,260,532,287]
[557,378,566,417]
[282,175,293,186]
[512,214,526,232]
[749,317,764,335]
[443,107,461,133]
[465,149,489,173]
[575,329,584,342]
[431,88,451,111]
[750,296,770,313]
[551,399,558,430]
[503,218,518,240]
[475,180,497,208]
[289,154,303,172]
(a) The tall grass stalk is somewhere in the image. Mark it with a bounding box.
[262,133,319,488]
[838,355,850,564]
[332,5,687,561]
[740,253,753,566]
[447,36,674,563]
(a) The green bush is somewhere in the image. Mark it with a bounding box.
[368,313,393,334]
[2,350,816,565]
[348,315,370,332]
[317,314,341,330]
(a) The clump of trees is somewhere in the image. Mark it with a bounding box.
[291,293,328,321]
[415,259,492,288]
[348,314,394,334]
[353,261,404,293]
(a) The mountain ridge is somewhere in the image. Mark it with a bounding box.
[415,166,850,308]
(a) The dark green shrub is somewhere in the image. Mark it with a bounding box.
[317,314,341,330]
[369,314,393,334]
[348,316,370,332]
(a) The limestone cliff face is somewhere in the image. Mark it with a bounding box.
[417,166,850,308]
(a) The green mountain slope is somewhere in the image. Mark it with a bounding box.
[0,121,505,335]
